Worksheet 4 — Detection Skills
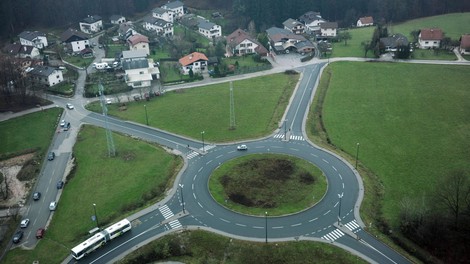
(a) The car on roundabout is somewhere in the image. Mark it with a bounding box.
[20,219,30,228]
[49,201,57,211]
[60,119,66,127]
[237,144,248,150]
[66,103,74,109]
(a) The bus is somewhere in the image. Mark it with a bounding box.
[71,218,132,260]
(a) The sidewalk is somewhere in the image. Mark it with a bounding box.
[0,104,56,122]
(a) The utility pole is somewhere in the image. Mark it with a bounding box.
[99,82,115,157]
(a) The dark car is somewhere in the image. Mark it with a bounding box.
[12,230,23,243]
[36,228,45,239]
[47,152,55,161]
[64,122,71,131]
[33,192,41,201]
[57,180,64,189]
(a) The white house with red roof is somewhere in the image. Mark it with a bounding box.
[357,16,374,27]
[418,28,443,49]
[226,29,268,57]
[127,34,150,55]
[179,52,209,75]
[460,34,470,55]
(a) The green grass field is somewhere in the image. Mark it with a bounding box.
[3,125,182,264]
[88,73,298,142]
[312,62,470,227]
[332,27,376,58]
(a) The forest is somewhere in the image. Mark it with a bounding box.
[1,0,470,40]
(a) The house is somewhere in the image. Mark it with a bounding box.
[161,1,184,19]
[298,11,325,34]
[198,20,222,39]
[357,16,374,27]
[60,28,90,53]
[226,29,268,57]
[18,31,48,49]
[283,18,305,35]
[121,50,159,88]
[266,27,311,54]
[4,43,41,59]
[179,52,209,75]
[127,34,150,55]
[110,15,126,25]
[180,14,200,29]
[152,7,174,23]
[380,34,409,52]
[118,22,137,40]
[79,15,103,34]
[27,65,63,87]
[460,34,470,55]
[320,22,338,38]
[143,16,174,36]
[418,28,443,49]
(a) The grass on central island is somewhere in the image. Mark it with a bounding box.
[209,154,327,216]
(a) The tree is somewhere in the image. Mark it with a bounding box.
[395,44,411,59]
[338,31,352,45]
[188,68,194,79]
[435,170,470,227]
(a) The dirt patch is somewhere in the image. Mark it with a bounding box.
[0,153,35,208]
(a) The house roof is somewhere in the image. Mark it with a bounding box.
[298,11,323,24]
[82,15,102,24]
[18,31,45,41]
[380,34,409,48]
[282,18,303,30]
[110,15,124,21]
[162,1,184,9]
[320,22,338,29]
[28,65,58,77]
[420,28,443,40]
[122,50,147,59]
[266,27,306,42]
[179,52,208,66]
[199,20,216,30]
[118,22,134,35]
[4,43,36,55]
[359,16,374,24]
[295,40,315,51]
[127,34,149,46]
[226,29,268,55]
[153,7,170,15]
[143,16,170,27]
[122,58,149,70]
[460,34,470,48]
[60,28,88,42]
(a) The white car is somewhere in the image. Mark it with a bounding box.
[237,144,248,150]
[106,98,112,104]
[49,201,58,211]
[20,219,30,228]
[60,120,66,127]
[66,103,74,109]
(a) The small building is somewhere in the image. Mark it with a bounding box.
[198,20,222,39]
[266,27,309,54]
[118,22,137,40]
[18,31,48,49]
[380,34,409,52]
[60,28,90,53]
[4,43,41,59]
[179,52,209,75]
[27,65,64,87]
[79,15,103,34]
[283,18,305,35]
[161,1,184,19]
[357,16,374,27]
[298,11,325,34]
[418,28,443,49]
[110,15,126,25]
[121,50,159,88]
[152,7,174,23]
[143,16,173,36]
[127,34,150,56]
[460,34,470,55]
[320,22,338,37]
[226,29,268,57]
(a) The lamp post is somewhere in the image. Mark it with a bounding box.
[284,119,288,140]
[337,194,343,225]
[265,212,268,243]
[355,143,360,169]
[179,183,185,213]
[201,131,205,152]
[144,105,149,125]
[93,203,100,229]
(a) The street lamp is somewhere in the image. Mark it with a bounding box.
[144,105,149,125]
[265,211,268,243]
[201,131,205,152]
[93,203,100,229]
[179,183,185,213]
[337,194,343,225]
[355,143,360,169]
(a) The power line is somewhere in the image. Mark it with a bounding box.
[99,82,116,157]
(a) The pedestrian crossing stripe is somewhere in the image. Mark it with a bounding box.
[168,220,182,229]
[187,152,199,159]
[159,205,174,219]
[321,229,344,241]
[187,144,217,159]
[273,134,304,141]
[344,220,360,232]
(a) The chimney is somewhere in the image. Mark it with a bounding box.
[189,54,193,59]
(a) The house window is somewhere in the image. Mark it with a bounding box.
[139,71,144,74]
[56,75,60,78]
[425,41,429,44]
[247,43,252,47]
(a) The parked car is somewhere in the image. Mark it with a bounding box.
[66,103,74,109]
[49,201,57,211]
[64,122,71,131]
[12,230,23,243]
[47,151,55,161]
[60,119,66,127]
[33,192,41,201]
[56,180,64,189]
[237,144,248,150]
[106,98,112,104]
[36,228,45,239]
[20,219,30,228]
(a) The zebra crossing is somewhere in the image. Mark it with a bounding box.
[344,220,360,233]
[273,134,304,141]
[169,219,182,229]
[159,205,182,230]
[321,229,345,241]
[187,144,216,159]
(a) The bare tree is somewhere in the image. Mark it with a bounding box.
[435,170,470,227]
